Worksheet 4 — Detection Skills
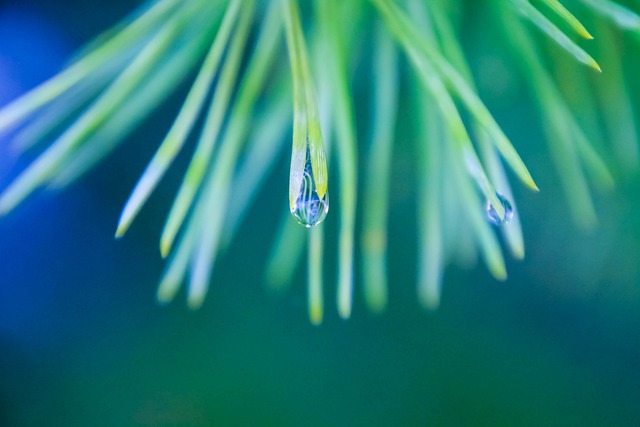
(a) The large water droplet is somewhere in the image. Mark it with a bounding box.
[291,146,329,227]
[486,193,513,226]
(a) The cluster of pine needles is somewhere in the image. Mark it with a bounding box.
[0,0,638,323]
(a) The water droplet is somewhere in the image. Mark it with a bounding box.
[486,193,513,225]
[291,146,329,227]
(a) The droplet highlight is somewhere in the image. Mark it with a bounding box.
[291,145,329,227]
[486,193,513,226]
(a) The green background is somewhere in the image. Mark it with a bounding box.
[1,1,639,425]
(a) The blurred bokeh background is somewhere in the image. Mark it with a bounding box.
[1,0,639,425]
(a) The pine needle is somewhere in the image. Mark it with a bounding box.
[115,0,242,238]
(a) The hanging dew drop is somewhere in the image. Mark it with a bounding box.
[486,193,514,226]
[291,145,329,227]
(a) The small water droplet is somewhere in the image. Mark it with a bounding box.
[486,193,513,225]
[291,146,329,227]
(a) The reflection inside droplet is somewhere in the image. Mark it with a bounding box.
[486,193,513,226]
[291,145,329,227]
